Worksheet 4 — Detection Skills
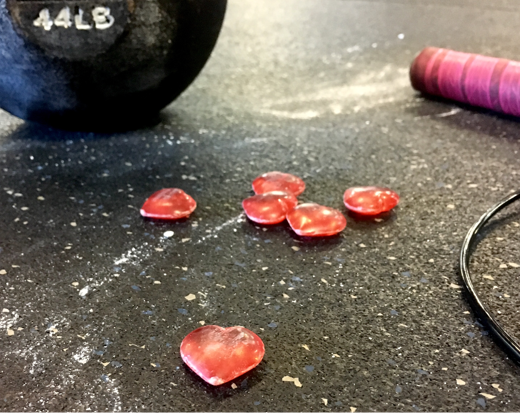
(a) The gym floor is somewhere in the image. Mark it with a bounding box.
[2,0,520,410]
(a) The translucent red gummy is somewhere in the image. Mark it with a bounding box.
[252,171,305,196]
[180,325,265,386]
[343,186,399,216]
[286,203,346,237]
[140,188,197,220]
[242,191,298,225]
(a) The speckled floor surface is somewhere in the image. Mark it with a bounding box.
[2,0,520,411]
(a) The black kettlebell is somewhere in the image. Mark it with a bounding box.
[0,0,227,129]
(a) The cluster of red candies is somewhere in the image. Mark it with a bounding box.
[138,173,399,386]
[243,171,399,236]
[140,171,400,236]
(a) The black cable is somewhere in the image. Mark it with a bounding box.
[460,190,520,363]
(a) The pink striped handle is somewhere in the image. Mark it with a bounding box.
[410,47,520,116]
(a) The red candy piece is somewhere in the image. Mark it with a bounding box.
[140,188,197,220]
[180,325,265,386]
[286,203,346,237]
[343,186,399,215]
[252,171,305,196]
[242,191,298,225]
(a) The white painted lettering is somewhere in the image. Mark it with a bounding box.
[75,8,93,30]
[92,7,115,30]
[33,8,53,31]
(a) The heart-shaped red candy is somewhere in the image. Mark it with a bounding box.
[343,186,399,215]
[180,325,265,386]
[287,203,347,236]
[140,188,197,220]
[242,191,298,224]
[252,171,305,196]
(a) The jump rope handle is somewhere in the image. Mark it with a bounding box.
[410,47,520,117]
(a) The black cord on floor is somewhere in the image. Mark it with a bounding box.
[460,190,520,363]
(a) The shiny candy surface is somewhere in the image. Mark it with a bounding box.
[343,186,399,215]
[242,191,298,224]
[180,325,265,386]
[252,171,305,196]
[286,203,346,237]
[140,188,197,220]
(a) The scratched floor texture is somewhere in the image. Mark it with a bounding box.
[3,0,520,411]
